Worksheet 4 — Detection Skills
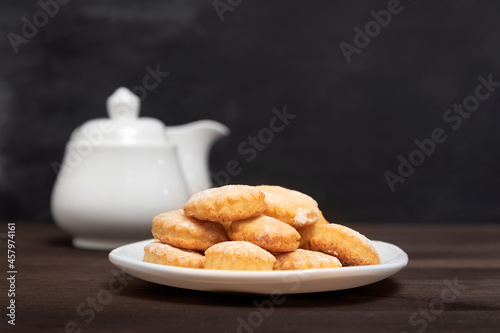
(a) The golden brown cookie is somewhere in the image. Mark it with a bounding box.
[257,185,319,228]
[296,211,330,250]
[152,209,228,251]
[310,224,381,266]
[143,240,205,269]
[219,221,232,233]
[183,185,266,223]
[229,215,300,253]
[273,249,342,270]
[204,241,276,271]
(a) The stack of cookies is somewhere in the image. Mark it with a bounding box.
[143,185,380,271]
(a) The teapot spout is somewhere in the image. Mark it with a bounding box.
[166,120,229,195]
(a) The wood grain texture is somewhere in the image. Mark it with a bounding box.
[2,223,499,333]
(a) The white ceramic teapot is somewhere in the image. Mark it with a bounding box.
[51,87,229,250]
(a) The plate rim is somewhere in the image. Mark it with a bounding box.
[108,239,408,283]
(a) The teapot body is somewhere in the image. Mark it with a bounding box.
[51,143,189,250]
[50,87,229,250]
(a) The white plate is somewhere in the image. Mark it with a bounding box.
[108,239,408,294]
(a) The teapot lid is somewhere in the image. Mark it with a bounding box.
[69,87,168,145]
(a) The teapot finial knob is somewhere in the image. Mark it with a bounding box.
[106,87,140,120]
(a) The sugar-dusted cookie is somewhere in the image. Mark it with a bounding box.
[152,209,228,251]
[310,224,381,266]
[183,185,266,223]
[229,215,300,253]
[204,241,276,271]
[143,240,205,269]
[257,185,319,228]
[273,249,342,270]
[219,221,232,233]
[296,211,330,250]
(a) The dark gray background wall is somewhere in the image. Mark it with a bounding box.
[1,0,499,223]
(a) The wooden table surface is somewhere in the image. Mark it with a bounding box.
[2,223,499,333]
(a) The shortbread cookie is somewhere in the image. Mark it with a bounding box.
[296,211,330,250]
[310,224,380,266]
[143,241,205,269]
[184,185,266,223]
[273,249,342,270]
[152,210,228,251]
[220,221,232,233]
[204,241,276,271]
[229,215,300,253]
[257,185,319,228]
